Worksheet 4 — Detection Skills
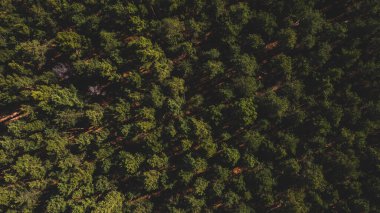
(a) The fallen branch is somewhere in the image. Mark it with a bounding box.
[265,41,279,50]
[128,190,163,204]
[256,81,283,97]
[0,111,20,123]
[67,126,104,140]
[5,112,29,124]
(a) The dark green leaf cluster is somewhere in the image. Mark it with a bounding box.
[0,0,379,212]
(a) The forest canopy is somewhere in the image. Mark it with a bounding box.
[0,0,379,212]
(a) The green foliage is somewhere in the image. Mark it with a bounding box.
[13,155,46,179]
[55,31,85,59]
[46,196,67,213]
[85,104,104,126]
[259,92,289,119]
[73,58,119,80]
[234,97,257,126]
[147,154,168,169]
[93,191,124,213]
[127,36,172,82]
[272,53,292,80]
[278,28,297,49]
[233,76,258,97]
[143,170,161,191]
[30,84,83,112]
[184,154,208,174]
[15,40,48,68]
[221,146,240,166]
[0,1,378,212]
[252,11,278,36]
[119,152,145,175]
[100,31,122,64]
[203,60,224,79]
[247,34,265,52]
[193,178,209,196]
[233,54,258,76]
[160,18,185,46]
